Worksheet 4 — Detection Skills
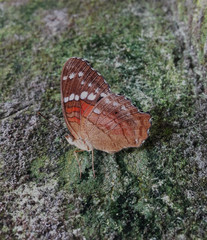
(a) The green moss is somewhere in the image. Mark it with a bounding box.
[176,0,207,63]
[198,6,207,62]
[57,149,77,188]
[30,156,48,181]
[1,0,206,239]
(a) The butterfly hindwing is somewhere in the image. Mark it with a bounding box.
[80,94,151,153]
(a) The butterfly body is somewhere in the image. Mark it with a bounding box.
[61,57,151,154]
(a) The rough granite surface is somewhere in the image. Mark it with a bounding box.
[0,0,206,239]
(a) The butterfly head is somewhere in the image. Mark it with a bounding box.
[65,134,93,152]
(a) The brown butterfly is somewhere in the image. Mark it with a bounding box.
[61,57,151,177]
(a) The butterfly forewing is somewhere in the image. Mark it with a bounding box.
[61,57,110,140]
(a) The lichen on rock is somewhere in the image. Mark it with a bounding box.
[0,0,206,239]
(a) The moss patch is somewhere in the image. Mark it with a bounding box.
[0,0,206,239]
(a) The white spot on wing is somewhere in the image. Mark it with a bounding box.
[100,93,107,97]
[69,93,75,101]
[63,76,67,80]
[113,101,119,106]
[121,105,127,111]
[105,98,111,104]
[88,83,92,87]
[75,95,79,101]
[94,108,101,114]
[95,88,100,93]
[81,80,85,85]
[80,91,88,99]
[69,73,75,79]
[64,97,69,103]
[87,93,96,101]
[78,71,83,77]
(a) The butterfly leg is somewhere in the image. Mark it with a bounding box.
[92,149,95,178]
[74,149,84,178]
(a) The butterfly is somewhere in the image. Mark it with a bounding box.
[61,57,151,177]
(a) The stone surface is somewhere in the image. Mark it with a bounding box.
[0,0,206,239]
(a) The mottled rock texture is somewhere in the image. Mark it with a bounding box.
[0,0,206,239]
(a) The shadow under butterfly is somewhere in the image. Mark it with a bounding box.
[61,57,151,178]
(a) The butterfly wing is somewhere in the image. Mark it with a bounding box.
[80,93,151,153]
[61,57,110,140]
[61,57,151,153]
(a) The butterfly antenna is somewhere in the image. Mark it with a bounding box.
[37,112,60,129]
